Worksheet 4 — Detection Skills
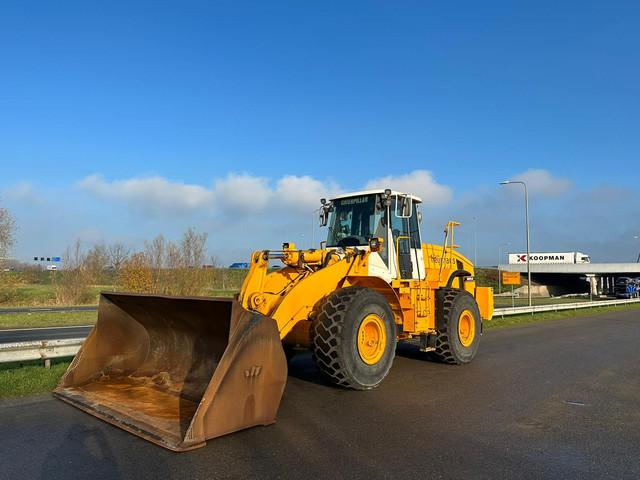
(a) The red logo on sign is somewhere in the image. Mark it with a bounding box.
[517,255,526,262]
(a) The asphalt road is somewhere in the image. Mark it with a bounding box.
[1,309,639,479]
[0,326,92,343]
[0,305,97,315]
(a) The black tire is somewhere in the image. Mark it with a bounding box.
[434,288,482,364]
[312,286,397,390]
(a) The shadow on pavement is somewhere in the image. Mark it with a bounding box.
[394,341,441,362]
[286,341,440,387]
[285,351,332,387]
[39,424,125,480]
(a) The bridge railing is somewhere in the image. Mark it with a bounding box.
[494,297,640,317]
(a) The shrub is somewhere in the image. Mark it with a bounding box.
[117,252,154,293]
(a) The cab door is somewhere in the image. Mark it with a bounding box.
[389,195,424,281]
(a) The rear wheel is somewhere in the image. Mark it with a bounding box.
[434,288,482,364]
[312,287,396,390]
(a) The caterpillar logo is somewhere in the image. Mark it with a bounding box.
[339,196,368,206]
[244,365,262,379]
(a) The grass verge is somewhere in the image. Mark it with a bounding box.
[0,311,97,330]
[0,358,71,398]
[486,302,640,330]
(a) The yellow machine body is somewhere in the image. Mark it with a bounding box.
[239,223,493,348]
[54,189,493,451]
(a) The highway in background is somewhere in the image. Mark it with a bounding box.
[0,326,92,343]
[0,305,97,315]
[1,309,638,479]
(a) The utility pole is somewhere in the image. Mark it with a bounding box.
[500,180,532,308]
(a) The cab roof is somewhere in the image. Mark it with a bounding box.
[329,189,423,203]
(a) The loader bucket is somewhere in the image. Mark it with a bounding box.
[53,293,287,451]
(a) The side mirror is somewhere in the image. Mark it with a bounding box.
[319,202,333,227]
[395,194,412,218]
[319,210,328,227]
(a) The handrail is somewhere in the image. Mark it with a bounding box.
[394,235,411,280]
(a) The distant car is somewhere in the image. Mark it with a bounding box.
[614,277,638,299]
[228,262,250,269]
[46,265,58,271]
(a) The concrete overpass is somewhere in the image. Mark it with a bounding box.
[498,263,640,296]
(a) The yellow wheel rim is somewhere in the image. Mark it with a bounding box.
[357,314,387,365]
[458,309,476,347]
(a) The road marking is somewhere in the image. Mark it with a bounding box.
[0,325,93,333]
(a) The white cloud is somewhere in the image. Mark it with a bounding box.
[77,170,453,223]
[212,173,272,214]
[364,170,453,206]
[77,174,214,214]
[3,181,40,205]
[275,175,342,212]
[12,169,640,266]
[510,169,571,196]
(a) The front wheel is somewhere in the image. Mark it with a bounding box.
[434,288,482,364]
[312,287,397,390]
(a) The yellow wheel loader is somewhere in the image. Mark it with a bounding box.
[54,189,493,451]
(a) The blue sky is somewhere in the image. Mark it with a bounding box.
[1,1,639,264]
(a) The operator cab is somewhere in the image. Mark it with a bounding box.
[320,189,425,282]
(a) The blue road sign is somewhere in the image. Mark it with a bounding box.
[52,256,61,262]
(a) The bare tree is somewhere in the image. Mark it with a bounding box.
[112,229,212,296]
[85,244,109,283]
[0,202,16,268]
[107,243,131,273]
[181,228,207,268]
[144,234,166,289]
[55,240,92,304]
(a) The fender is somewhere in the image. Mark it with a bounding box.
[446,269,472,289]
[343,275,404,326]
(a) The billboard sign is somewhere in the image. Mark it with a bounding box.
[507,252,590,265]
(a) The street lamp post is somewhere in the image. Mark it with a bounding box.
[634,235,640,263]
[500,180,532,308]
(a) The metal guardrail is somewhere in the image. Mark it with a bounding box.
[493,298,640,317]
[0,338,83,365]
